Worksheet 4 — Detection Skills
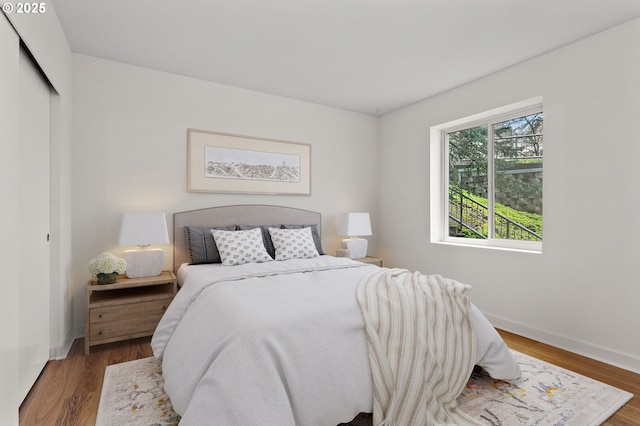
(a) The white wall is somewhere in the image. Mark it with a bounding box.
[0,14,21,426]
[71,54,380,335]
[379,18,640,372]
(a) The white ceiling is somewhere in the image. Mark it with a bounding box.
[51,0,640,116]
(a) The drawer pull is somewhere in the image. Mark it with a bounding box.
[98,314,102,318]
[98,331,102,335]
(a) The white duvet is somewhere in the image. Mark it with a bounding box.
[151,256,520,426]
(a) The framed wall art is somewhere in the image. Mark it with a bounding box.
[187,129,311,195]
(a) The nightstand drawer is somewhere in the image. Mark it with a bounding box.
[90,297,172,324]
[89,311,164,341]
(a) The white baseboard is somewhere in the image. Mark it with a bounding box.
[49,329,75,360]
[485,313,640,375]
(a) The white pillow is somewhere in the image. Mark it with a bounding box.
[211,228,273,266]
[268,227,320,261]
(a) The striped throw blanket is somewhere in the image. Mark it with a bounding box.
[357,269,482,426]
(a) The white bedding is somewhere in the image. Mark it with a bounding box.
[175,262,222,287]
[151,256,520,425]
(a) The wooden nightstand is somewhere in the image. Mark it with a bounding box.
[355,256,383,267]
[85,270,177,355]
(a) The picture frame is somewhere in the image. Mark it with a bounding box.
[187,129,311,195]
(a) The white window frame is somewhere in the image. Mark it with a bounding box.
[430,96,543,253]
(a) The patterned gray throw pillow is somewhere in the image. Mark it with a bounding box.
[211,228,273,266]
[268,227,320,261]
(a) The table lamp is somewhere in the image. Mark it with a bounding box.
[338,212,372,259]
[118,212,169,278]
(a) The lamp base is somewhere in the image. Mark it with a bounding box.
[341,237,368,259]
[122,248,165,278]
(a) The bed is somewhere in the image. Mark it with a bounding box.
[151,205,520,425]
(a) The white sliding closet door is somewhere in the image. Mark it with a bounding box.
[17,46,51,403]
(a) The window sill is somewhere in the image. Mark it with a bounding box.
[433,239,542,254]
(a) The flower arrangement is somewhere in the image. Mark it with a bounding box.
[89,252,127,284]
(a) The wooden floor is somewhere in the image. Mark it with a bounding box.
[19,337,153,426]
[19,332,640,425]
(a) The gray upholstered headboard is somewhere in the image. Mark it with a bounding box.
[173,204,322,272]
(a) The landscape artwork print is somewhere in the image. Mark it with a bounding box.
[187,129,311,195]
[204,146,301,183]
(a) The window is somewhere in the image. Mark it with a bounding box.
[439,100,543,251]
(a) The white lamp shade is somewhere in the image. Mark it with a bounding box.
[338,212,372,237]
[118,212,170,246]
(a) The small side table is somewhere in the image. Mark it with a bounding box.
[85,270,177,355]
[354,256,383,267]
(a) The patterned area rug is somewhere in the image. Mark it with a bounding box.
[458,353,632,425]
[96,351,632,426]
[96,357,180,426]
